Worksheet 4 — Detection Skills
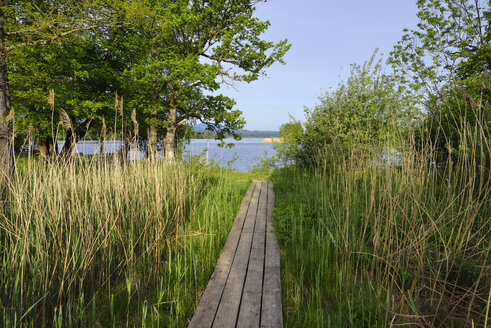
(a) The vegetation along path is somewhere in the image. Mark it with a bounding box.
[189,180,282,328]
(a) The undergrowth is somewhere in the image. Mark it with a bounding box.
[1,156,252,327]
[273,150,490,327]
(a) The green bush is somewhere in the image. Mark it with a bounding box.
[298,52,416,167]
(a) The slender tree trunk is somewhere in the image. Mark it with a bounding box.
[97,118,106,155]
[120,139,129,163]
[60,129,76,158]
[163,93,177,163]
[38,139,48,161]
[147,110,158,161]
[147,42,160,162]
[60,120,92,159]
[97,138,104,154]
[0,5,14,186]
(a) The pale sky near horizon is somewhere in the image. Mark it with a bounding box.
[219,0,420,131]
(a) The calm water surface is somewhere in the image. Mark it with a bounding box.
[60,139,275,172]
[185,139,275,171]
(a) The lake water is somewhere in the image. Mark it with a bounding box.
[59,139,275,172]
[185,139,275,171]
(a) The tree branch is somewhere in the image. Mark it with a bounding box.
[5,26,46,36]
[5,21,98,53]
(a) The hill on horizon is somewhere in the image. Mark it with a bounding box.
[193,123,279,138]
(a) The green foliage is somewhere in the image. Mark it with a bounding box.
[390,0,490,91]
[274,120,303,166]
[416,85,490,168]
[4,0,290,160]
[390,0,490,164]
[257,120,303,169]
[3,0,143,160]
[122,0,290,149]
[299,51,416,166]
[11,34,114,139]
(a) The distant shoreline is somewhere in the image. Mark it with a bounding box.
[263,137,283,143]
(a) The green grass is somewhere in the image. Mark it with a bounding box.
[272,155,490,327]
[6,141,489,327]
[0,155,260,327]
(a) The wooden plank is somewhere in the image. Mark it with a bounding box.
[260,181,283,328]
[188,181,257,328]
[212,181,262,328]
[236,181,268,328]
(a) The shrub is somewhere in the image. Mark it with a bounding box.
[299,51,416,167]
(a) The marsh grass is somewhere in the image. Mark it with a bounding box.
[273,137,490,326]
[1,155,251,327]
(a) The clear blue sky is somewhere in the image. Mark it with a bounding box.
[219,0,420,131]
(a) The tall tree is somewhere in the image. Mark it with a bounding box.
[0,0,109,183]
[0,0,13,185]
[127,0,290,161]
[11,37,106,161]
[121,3,172,161]
[162,0,289,161]
[390,0,490,162]
[391,0,490,92]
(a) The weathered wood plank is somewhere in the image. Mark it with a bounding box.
[188,180,283,328]
[236,181,268,328]
[260,181,283,328]
[212,181,262,327]
[188,181,257,328]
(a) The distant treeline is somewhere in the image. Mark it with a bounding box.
[190,127,279,139]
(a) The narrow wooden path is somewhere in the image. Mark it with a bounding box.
[189,180,282,328]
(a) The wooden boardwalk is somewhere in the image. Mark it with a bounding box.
[188,180,283,328]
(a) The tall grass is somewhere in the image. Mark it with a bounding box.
[1,156,250,327]
[273,131,490,326]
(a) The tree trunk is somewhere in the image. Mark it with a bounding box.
[120,139,129,163]
[60,120,92,159]
[163,98,177,163]
[60,129,76,158]
[147,42,160,162]
[38,136,56,163]
[0,5,14,186]
[147,110,158,161]
[97,138,104,154]
[49,137,57,157]
[38,140,48,160]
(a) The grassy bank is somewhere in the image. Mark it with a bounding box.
[272,155,490,327]
[1,156,254,327]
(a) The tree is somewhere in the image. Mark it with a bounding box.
[129,0,290,161]
[6,1,146,165]
[272,120,303,167]
[1,0,290,172]
[0,0,114,183]
[11,36,109,161]
[389,0,490,163]
[391,0,490,92]
[299,52,415,166]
